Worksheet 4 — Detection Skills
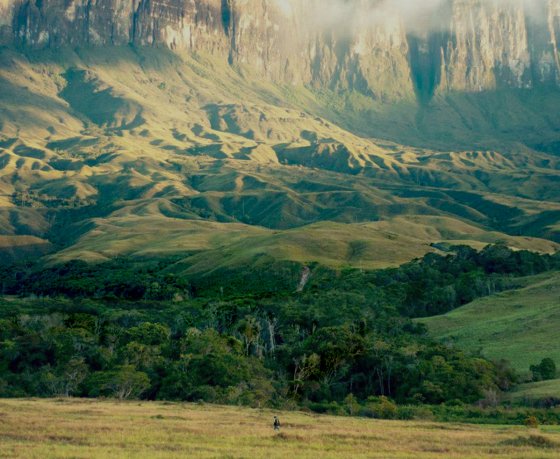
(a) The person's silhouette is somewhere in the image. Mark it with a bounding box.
[273,416,281,431]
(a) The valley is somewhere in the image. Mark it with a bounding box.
[0,2,560,451]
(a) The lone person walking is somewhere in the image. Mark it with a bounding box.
[273,416,281,432]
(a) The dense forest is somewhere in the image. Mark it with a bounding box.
[1,245,559,420]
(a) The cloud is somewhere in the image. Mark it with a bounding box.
[272,0,550,36]
[274,0,293,16]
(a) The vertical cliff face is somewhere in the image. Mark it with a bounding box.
[132,0,230,53]
[406,0,560,100]
[0,0,16,43]
[2,0,560,100]
[442,0,533,91]
[526,0,560,85]
[7,0,134,47]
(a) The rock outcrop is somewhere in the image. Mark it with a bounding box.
[1,0,559,101]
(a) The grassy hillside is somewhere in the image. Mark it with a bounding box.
[51,216,560,271]
[1,46,560,269]
[421,272,560,375]
[1,399,559,459]
[509,379,560,403]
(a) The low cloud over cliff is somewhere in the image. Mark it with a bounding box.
[274,0,549,36]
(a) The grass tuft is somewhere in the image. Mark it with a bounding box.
[501,434,558,449]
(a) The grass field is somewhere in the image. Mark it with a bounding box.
[420,272,560,376]
[0,399,559,458]
[508,379,560,403]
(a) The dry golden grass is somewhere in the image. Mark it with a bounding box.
[51,214,560,272]
[0,399,559,458]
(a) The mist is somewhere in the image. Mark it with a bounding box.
[273,0,550,35]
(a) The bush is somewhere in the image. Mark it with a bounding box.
[85,366,150,400]
[307,401,345,416]
[530,358,557,382]
[525,416,539,428]
[415,406,437,420]
[344,394,360,416]
[396,406,416,420]
[445,399,465,407]
[364,396,398,419]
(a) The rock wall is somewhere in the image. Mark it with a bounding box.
[2,0,560,99]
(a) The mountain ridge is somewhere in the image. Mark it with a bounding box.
[2,0,559,99]
[0,2,559,268]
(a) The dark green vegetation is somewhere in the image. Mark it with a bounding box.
[530,359,557,383]
[1,245,559,424]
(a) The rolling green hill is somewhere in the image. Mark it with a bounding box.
[421,272,560,376]
[1,46,559,269]
[53,216,560,273]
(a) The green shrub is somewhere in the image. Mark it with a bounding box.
[525,416,539,428]
[396,405,415,420]
[530,358,557,382]
[363,396,398,419]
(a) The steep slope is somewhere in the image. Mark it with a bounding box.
[53,216,560,269]
[0,1,559,269]
[3,0,559,93]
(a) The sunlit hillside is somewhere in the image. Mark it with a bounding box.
[1,46,560,268]
[421,272,560,375]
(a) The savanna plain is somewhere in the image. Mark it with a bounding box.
[0,398,559,459]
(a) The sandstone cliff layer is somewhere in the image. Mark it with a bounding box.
[1,0,559,100]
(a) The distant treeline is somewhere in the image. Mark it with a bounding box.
[0,245,558,417]
[3,243,558,316]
